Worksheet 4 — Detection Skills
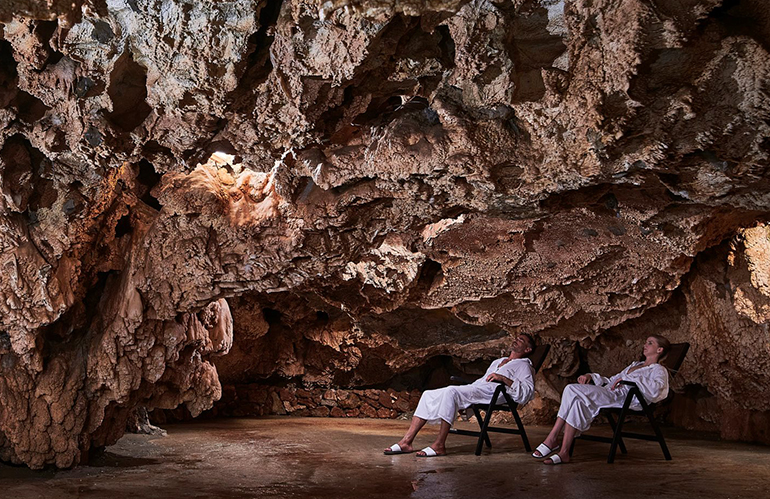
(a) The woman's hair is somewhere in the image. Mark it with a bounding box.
[649,335,671,362]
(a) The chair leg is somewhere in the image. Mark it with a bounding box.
[606,412,628,454]
[476,390,500,456]
[645,406,672,460]
[504,393,530,452]
[472,407,492,448]
[609,393,635,464]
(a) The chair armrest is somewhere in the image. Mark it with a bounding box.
[618,380,655,411]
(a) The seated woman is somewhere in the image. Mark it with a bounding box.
[384,334,536,457]
[533,335,671,465]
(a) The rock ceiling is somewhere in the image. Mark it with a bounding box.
[0,0,769,468]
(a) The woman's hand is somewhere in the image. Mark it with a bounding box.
[577,375,589,384]
[611,378,623,390]
[486,373,512,386]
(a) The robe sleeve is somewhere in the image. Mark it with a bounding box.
[499,359,535,404]
[607,369,625,387]
[589,373,612,386]
[626,363,669,404]
[589,362,637,387]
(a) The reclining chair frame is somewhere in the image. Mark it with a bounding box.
[571,342,690,463]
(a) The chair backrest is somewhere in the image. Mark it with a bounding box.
[528,344,551,373]
[660,342,690,377]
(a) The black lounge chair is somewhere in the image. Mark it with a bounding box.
[448,343,551,455]
[571,342,690,463]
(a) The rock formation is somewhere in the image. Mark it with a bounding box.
[1,0,769,468]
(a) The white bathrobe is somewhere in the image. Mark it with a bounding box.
[414,357,535,425]
[557,362,669,432]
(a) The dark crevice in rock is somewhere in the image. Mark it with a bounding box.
[315,15,451,138]
[489,162,524,193]
[408,258,444,300]
[352,95,403,127]
[538,182,649,216]
[114,214,133,238]
[106,51,152,132]
[1,134,54,213]
[502,2,567,103]
[35,19,58,44]
[701,0,770,53]
[365,353,492,392]
[11,90,51,123]
[358,307,506,350]
[262,307,283,326]
[42,269,115,357]
[435,24,455,67]
[141,140,174,169]
[135,159,162,211]
[230,0,283,96]
[44,50,65,68]
[0,39,19,108]
[75,76,105,99]
[32,19,65,68]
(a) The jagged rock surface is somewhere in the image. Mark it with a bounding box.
[1,0,770,467]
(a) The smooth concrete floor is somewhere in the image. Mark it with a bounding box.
[1,417,769,498]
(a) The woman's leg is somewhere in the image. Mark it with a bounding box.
[532,417,566,457]
[545,422,578,464]
[544,417,566,448]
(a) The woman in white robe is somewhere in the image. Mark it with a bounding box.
[384,334,536,457]
[533,335,671,465]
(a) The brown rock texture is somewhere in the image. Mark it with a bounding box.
[1,0,770,467]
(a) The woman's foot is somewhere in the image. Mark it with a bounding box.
[544,452,570,465]
[532,439,560,458]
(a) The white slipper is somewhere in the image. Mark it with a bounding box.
[384,443,413,455]
[416,446,444,458]
[532,443,561,458]
[544,454,563,465]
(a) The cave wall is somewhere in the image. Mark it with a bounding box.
[1,0,770,467]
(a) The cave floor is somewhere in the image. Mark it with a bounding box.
[1,417,768,499]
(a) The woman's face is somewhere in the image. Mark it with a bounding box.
[643,337,662,359]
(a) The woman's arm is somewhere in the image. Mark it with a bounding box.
[589,372,612,386]
[627,364,669,403]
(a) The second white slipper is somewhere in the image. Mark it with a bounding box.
[532,443,561,459]
[416,446,444,458]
